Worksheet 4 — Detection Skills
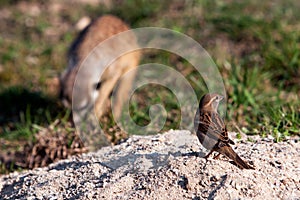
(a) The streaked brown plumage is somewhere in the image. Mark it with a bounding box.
[194,93,254,170]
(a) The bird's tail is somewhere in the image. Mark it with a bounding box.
[220,146,255,170]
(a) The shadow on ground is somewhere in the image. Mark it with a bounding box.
[0,86,71,173]
[0,86,63,126]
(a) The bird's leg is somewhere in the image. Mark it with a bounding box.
[202,150,214,170]
[203,150,214,160]
[213,153,221,160]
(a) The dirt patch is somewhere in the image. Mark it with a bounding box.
[0,130,299,199]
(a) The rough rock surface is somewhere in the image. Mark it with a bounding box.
[0,130,299,199]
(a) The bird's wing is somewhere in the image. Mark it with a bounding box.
[198,111,233,144]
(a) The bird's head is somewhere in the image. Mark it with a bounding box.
[199,93,224,112]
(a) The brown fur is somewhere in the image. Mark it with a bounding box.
[60,15,140,121]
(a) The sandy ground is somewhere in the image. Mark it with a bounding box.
[0,130,299,199]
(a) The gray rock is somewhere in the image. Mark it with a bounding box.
[0,130,299,199]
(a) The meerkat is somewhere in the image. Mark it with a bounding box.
[60,15,140,123]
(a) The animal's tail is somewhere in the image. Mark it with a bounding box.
[220,146,255,170]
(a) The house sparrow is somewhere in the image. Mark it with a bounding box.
[194,93,254,170]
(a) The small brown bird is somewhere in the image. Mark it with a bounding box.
[194,93,254,170]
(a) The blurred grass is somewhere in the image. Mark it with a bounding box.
[200,0,300,137]
[0,0,299,173]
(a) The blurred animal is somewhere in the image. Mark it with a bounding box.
[60,15,140,123]
[194,93,255,170]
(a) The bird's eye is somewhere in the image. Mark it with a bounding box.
[215,96,219,100]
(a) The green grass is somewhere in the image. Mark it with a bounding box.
[0,0,300,173]
[201,0,300,138]
[262,103,300,140]
[0,86,69,141]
